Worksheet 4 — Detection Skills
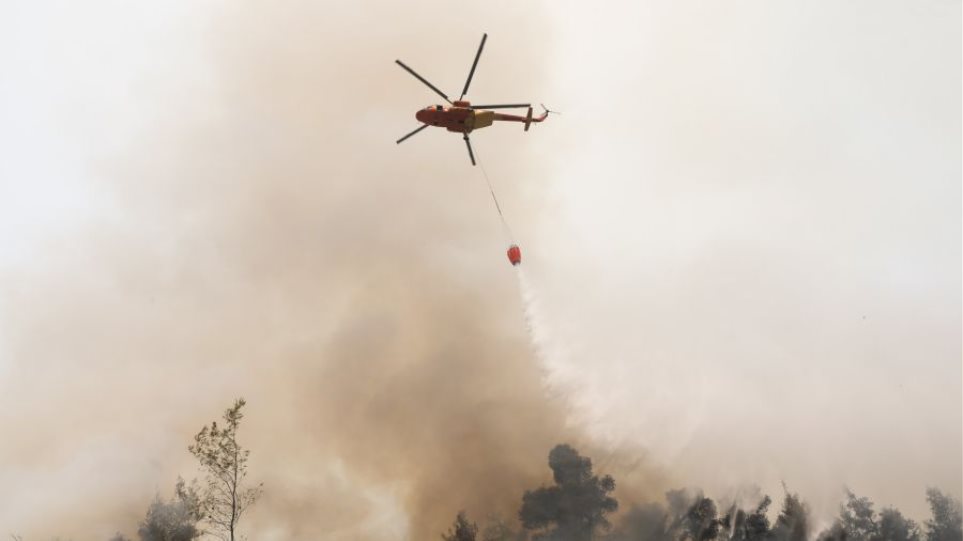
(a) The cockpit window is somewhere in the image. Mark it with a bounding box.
[436,105,443,111]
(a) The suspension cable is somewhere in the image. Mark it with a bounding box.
[473,145,515,243]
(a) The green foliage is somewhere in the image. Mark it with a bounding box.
[924,489,962,541]
[432,456,958,541]
[683,497,720,541]
[443,512,479,541]
[877,508,920,541]
[771,490,809,541]
[816,523,847,541]
[744,496,773,541]
[839,489,879,541]
[519,444,618,541]
[821,490,930,541]
[136,479,202,541]
[188,398,263,541]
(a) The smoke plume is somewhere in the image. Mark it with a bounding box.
[1,1,958,539]
[0,2,664,539]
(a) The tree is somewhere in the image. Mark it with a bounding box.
[136,477,203,541]
[745,496,773,541]
[820,490,928,541]
[519,444,619,541]
[876,508,920,541]
[924,489,962,541]
[816,523,847,541]
[839,489,878,541]
[188,398,262,541]
[617,491,719,541]
[443,512,479,541]
[683,497,721,541]
[771,490,809,541]
[663,489,701,541]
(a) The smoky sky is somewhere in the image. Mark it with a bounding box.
[0,1,960,540]
[531,0,961,524]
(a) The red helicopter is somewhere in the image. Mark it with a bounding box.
[395,33,552,166]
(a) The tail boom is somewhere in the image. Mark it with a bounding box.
[491,107,549,130]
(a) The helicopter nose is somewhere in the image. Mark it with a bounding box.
[415,110,429,123]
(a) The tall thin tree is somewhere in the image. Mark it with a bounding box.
[188,398,262,541]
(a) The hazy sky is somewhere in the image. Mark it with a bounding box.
[0,1,959,540]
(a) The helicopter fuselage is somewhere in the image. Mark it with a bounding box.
[415,101,545,134]
[415,102,494,133]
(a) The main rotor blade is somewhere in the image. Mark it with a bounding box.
[463,134,476,166]
[395,60,452,104]
[468,103,531,110]
[396,123,430,144]
[460,33,487,100]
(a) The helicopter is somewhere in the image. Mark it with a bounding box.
[395,33,552,166]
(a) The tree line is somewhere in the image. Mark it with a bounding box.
[445,444,962,541]
[11,401,960,541]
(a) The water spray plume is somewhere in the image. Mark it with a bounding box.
[515,268,573,393]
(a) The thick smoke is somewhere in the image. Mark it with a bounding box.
[1,1,958,540]
[0,2,664,540]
